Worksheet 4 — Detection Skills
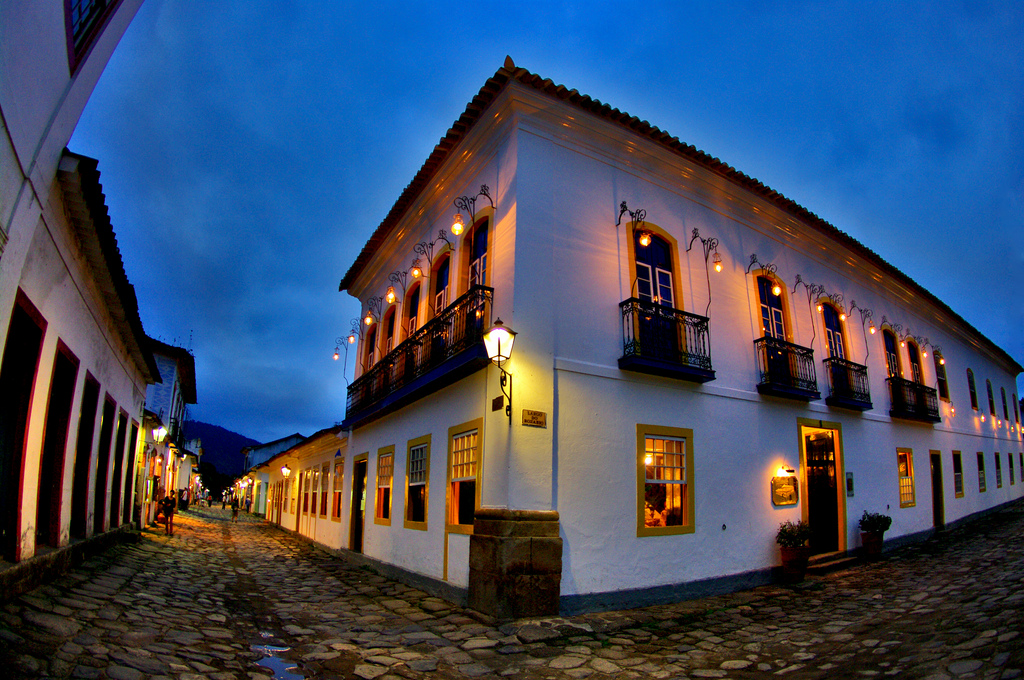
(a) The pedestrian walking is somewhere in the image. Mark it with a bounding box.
[157,490,176,536]
[230,496,239,522]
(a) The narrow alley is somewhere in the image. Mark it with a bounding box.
[2,502,1023,680]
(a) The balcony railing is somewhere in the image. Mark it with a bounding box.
[754,336,820,401]
[822,357,872,411]
[344,286,493,428]
[618,298,715,383]
[887,376,940,423]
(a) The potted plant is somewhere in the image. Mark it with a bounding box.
[776,520,813,581]
[859,510,892,558]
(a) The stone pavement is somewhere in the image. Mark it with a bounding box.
[1,501,1022,680]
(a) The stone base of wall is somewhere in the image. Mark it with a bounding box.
[0,525,139,602]
[468,508,562,619]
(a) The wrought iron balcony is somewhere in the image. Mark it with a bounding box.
[822,357,872,411]
[754,336,820,401]
[618,298,715,383]
[887,376,940,423]
[343,285,493,429]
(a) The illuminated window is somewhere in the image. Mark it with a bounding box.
[1001,388,1009,421]
[448,422,481,532]
[884,330,901,378]
[405,435,430,529]
[934,352,949,400]
[375,448,393,524]
[987,379,996,416]
[952,451,963,498]
[637,425,695,536]
[332,460,343,520]
[995,453,1002,488]
[320,462,330,516]
[967,369,978,410]
[302,470,310,513]
[310,467,319,516]
[978,452,986,492]
[897,449,915,507]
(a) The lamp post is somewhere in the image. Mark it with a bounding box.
[483,318,517,426]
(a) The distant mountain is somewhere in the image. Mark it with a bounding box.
[184,420,259,476]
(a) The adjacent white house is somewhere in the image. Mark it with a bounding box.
[272,58,1022,616]
[0,1,151,570]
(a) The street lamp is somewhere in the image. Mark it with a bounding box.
[483,318,517,425]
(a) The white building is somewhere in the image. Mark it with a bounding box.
[282,58,1023,616]
[0,1,150,571]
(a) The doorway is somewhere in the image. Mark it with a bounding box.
[930,451,944,528]
[350,457,367,553]
[799,420,846,556]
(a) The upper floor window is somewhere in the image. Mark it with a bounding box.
[934,353,949,400]
[757,276,786,340]
[65,0,116,71]
[363,325,377,371]
[433,256,450,315]
[883,330,901,378]
[821,303,845,359]
[967,369,978,410]
[634,231,675,307]
[1014,394,1019,424]
[383,309,396,355]
[1001,387,1008,421]
[405,284,421,335]
[468,219,489,288]
[987,379,996,416]
[906,340,923,384]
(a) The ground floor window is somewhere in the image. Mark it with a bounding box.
[897,449,915,507]
[978,452,986,492]
[953,451,963,498]
[637,425,695,536]
[1009,453,1015,485]
[448,420,481,532]
[995,453,1002,488]
[320,462,330,515]
[332,460,343,520]
[302,470,310,513]
[375,447,394,524]
[405,435,430,529]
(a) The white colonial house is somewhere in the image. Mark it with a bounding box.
[271,58,1023,617]
[0,1,151,581]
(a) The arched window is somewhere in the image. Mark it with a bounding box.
[634,229,676,307]
[405,284,421,335]
[1014,394,1019,424]
[363,324,377,371]
[906,340,922,384]
[382,308,396,355]
[934,352,948,400]
[883,330,901,378]
[967,369,978,410]
[986,379,995,415]
[433,256,450,315]
[1001,387,1008,421]
[756,276,785,340]
[467,219,489,288]
[821,303,845,359]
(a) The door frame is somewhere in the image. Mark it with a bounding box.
[350,453,368,553]
[930,450,944,528]
[797,418,847,554]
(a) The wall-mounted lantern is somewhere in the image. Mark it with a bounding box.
[281,464,291,478]
[483,318,517,425]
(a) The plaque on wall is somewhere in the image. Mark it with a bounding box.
[522,409,547,428]
[771,475,798,506]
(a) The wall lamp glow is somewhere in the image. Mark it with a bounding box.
[453,185,494,236]
[153,426,168,442]
[281,465,291,478]
[686,227,722,316]
[746,254,780,296]
[483,318,517,425]
[363,296,383,326]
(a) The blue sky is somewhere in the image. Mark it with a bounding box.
[70,2,1024,443]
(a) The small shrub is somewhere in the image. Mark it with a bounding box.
[859,510,892,534]
[776,520,812,547]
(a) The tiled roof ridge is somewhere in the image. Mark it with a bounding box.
[339,58,1022,374]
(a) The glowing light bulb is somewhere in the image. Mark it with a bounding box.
[713,252,723,272]
[451,213,464,235]
[840,313,846,321]
[386,286,396,304]
[644,454,654,466]
[411,265,422,278]
[638,231,651,247]
[364,313,374,326]
[347,334,356,344]
[816,304,823,312]
[869,324,877,335]
[772,284,782,296]
[939,357,945,365]
[333,348,339,361]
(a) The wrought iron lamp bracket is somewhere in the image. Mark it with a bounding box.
[453,185,494,227]
[615,201,647,228]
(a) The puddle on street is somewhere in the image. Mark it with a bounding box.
[252,642,303,680]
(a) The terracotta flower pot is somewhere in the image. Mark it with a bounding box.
[861,531,884,558]
[779,545,811,582]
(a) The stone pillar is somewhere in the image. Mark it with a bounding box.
[468,509,562,618]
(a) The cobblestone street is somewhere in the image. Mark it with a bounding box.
[1,501,1022,680]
